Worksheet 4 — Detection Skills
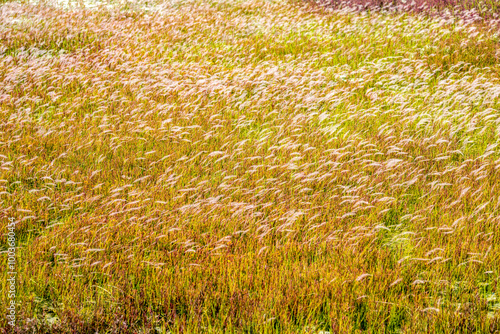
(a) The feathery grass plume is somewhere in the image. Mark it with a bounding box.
[2,0,500,332]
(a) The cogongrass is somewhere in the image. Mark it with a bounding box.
[1,0,500,332]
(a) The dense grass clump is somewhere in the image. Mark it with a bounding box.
[2,0,500,332]
[315,0,500,21]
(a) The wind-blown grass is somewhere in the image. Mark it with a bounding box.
[2,0,500,332]
[315,0,500,21]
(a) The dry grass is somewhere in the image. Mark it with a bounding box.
[2,0,500,332]
[315,0,500,21]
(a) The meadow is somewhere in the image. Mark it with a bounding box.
[2,0,500,332]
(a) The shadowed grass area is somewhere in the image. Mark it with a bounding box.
[314,0,500,20]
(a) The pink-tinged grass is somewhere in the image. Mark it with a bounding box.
[313,0,500,21]
[2,0,500,332]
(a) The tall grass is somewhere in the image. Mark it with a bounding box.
[315,0,500,21]
[2,0,500,332]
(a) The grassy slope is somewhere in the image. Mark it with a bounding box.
[2,0,500,332]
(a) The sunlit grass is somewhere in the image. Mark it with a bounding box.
[2,0,500,332]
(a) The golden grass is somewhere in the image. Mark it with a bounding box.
[2,0,500,332]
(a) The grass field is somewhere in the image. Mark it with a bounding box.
[2,0,500,332]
